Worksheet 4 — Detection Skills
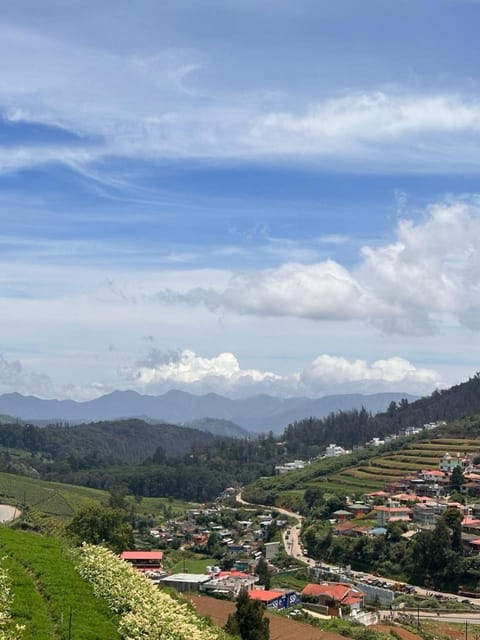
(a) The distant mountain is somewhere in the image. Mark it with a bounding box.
[0,390,417,434]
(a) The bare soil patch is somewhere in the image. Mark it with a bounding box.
[189,595,350,640]
[373,624,423,640]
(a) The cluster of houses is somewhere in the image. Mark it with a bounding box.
[120,549,370,619]
[275,422,447,476]
[327,450,480,553]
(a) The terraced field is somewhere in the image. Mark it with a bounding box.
[250,436,480,505]
[323,437,480,495]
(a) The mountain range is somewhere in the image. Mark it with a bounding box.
[0,389,417,434]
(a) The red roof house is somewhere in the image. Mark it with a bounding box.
[120,550,163,571]
[302,582,365,612]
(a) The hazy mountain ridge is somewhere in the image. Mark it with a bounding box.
[0,389,417,433]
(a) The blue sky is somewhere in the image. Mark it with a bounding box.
[1,0,480,400]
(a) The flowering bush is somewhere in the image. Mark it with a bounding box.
[77,544,232,640]
[0,560,23,640]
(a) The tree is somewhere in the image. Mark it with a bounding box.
[206,532,223,558]
[225,587,269,640]
[451,466,465,491]
[256,556,271,589]
[443,507,463,553]
[66,504,134,553]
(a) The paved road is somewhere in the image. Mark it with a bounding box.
[380,609,480,623]
[237,491,311,564]
[236,491,480,608]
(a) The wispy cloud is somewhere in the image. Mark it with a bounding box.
[3,16,480,174]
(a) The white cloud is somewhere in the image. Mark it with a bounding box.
[160,200,480,335]
[0,354,105,400]
[300,355,440,394]
[158,260,385,321]
[2,18,480,173]
[121,349,284,396]
[120,349,441,398]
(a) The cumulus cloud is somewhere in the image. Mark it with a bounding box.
[0,348,443,400]
[120,348,441,398]
[300,355,441,395]
[121,349,284,397]
[157,260,386,322]
[158,200,480,335]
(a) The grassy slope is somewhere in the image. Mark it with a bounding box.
[0,528,120,640]
[245,426,480,503]
[0,470,198,535]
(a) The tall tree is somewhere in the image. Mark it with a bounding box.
[451,466,465,491]
[225,587,269,640]
[256,556,271,590]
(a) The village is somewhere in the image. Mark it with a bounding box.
[115,443,480,628]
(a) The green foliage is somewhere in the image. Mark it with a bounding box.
[303,506,476,592]
[0,529,120,639]
[451,465,465,490]
[66,504,134,553]
[225,588,269,640]
[256,556,270,589]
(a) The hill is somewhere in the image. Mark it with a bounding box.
[184,417,251,438]
[0,528,120,639]
[0,418,219,465]
[0,389,417,433]
[281,374,480,458]
[244,415,480,507]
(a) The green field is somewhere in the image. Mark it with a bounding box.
[0,528,120,639]
[164,550,220,574]
[245,434,480,504]
[0,471,198,533]
[328,437,480,493]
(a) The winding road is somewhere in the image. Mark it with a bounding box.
[236,491,480,609]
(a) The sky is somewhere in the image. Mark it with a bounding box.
[1,0,480,401]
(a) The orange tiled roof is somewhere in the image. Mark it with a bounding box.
[249,590,284,602]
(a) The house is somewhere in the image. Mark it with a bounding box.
[374,506,412,527]
[248,589,301,610]
[275,460,307,475]
[347,503,371,516]
[412,503,440,526]
[159,573,212,593]
[332,509,353,521]
[302,582,365,615]
[264,541,280,560]
[419,469,445,482]
[333,520,358,535]
[120,550,163,572]
[439,452,472,474]
[325,444,352,457]
[201,571,258,598]
[462,516,480,535]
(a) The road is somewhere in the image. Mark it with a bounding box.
[236,490,480,608]
[237,491,313,565]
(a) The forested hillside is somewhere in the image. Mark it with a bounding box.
[2,375,480,502]
[0,419,218,465]
[283,373,480,457]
